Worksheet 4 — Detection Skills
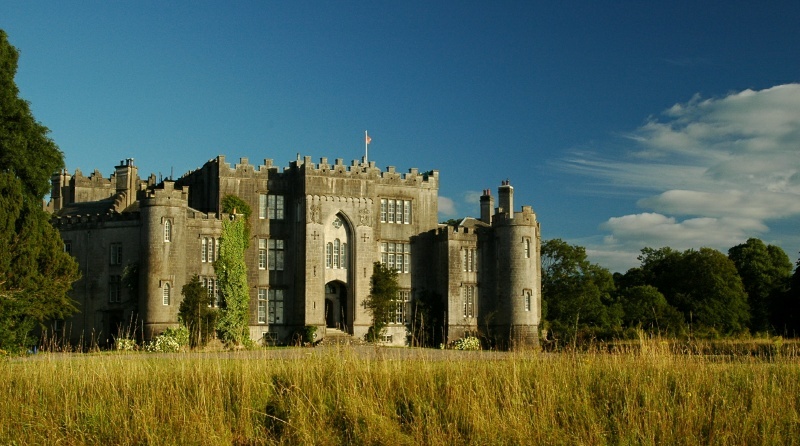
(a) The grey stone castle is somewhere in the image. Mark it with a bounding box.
[48,155,541,348]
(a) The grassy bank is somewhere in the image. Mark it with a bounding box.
[1,345,799,445]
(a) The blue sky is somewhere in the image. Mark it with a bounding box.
[4,1,800,272]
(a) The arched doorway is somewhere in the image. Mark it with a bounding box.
[325,281,347,330]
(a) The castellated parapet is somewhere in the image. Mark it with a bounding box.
[48,153,539,350]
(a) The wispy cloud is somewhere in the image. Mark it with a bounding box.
[438,196,458,218]
[561,84,800,271]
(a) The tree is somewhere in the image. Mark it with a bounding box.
[541,239,620,342]
[407,289,446,347]
[0,30,79,352]
[617,285,684,336]
[777,254,800,336]
[639,247,750,336]
[728,238,792,334]
[179,275,218,348]
[214,215,251,347]
[363,262,399,342]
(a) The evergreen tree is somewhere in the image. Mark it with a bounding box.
[179,275,218,348]
[0,30,79,352]
[364,262,399,342]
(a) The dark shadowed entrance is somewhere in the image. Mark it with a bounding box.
[325,281,347,330]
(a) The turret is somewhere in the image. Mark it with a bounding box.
[115,158,138,209]
[480,189,494,224]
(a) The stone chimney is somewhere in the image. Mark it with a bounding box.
[498,180,514,219]
[480,189,494,224]
[115,158,138,209]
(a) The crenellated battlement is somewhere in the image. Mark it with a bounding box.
[51,209,141,229]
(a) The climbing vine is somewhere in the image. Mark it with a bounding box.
[214,215,251,347]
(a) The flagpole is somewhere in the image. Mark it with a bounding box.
[365,130,369,164]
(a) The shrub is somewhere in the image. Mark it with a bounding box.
[145,326,189,353]
[114,337,137,351]
[452,336,481,351]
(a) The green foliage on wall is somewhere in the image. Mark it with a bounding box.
[221,194,252,247]
[363,262,399,342]
[214,217,251,347]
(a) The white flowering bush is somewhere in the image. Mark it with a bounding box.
[145,326,189,353]
[452,336,481,351]
[114,337,137,351]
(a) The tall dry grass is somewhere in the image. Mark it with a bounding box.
[1,342,799,445]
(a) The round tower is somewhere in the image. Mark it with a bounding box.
[493,185,540,349]
[139,181,189,339]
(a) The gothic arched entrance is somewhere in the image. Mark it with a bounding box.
[325,281,347,330]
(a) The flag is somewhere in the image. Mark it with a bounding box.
[366,133,372,145]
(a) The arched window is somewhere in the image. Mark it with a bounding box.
[164,219,172,242]
[524,238,531,258]
[341,243,347,269]
[162,282,171,305]
[326,243,333,268]
[333,239,340,268]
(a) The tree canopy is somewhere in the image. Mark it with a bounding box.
[0,30,79,352]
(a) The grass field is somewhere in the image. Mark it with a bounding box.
[2,341,799,445]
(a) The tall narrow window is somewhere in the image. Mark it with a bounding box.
[268,239,284,271]
[463,285,475,318]
[259,194,267,219]
[108,275,121,303]
[162,282,171,305]
[326,243,333,268]
[462,249,468,272]
[525,238,531,258]
[388,243,396,271]
[404,200,411,224]
[341,243,347,269]
[381,242,388,265]
[202,237,208,263]
[333,239,340,268]
[110,243,122,265]
[258,239,267,270]
[268,195,284,220]
[524,290,531,312]
[380,199,387,223]
[258,289,267,324]
[209,238,215,262]
[269,289,284,323]
[164,220,172,242]
[387,200,395,223]
[403,244,411,273]
[395,199,403,224]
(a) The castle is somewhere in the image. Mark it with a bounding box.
[48,155,541,348]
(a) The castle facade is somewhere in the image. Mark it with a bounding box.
[49,155,541,348]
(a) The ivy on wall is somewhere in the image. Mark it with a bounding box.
[214,214,251,347]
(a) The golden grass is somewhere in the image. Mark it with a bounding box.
[1,343,799,445]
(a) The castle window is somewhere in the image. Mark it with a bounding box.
[524,238,531,258]
[395,200,403,224]
[404,200,411,224]
[387,200,395,223]
[259,194,267,219]
[524,290,532,312]
[268,239,284,271]
[64,241,72,255]
[326,243,333,268]
[110,243,123,265]
[202,277,218,307]
[341,243,347,269]
[258,239,267,270]
[463,285,475,318]
[269,289,284,323]
[462,249,467,272]
[333,239,340,268]
[258,289,267,324]
[380,242,410,273]
[108,275,122,303]
[162,282,171,305]
[164,219,172,242]
[202,237,208,263]
[389,290,410,324]
[209,238,216,262]
[380,199,387,223]
[268,195,284,220]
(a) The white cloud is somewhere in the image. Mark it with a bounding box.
[561,84,800,272]
[438,196,457,218]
